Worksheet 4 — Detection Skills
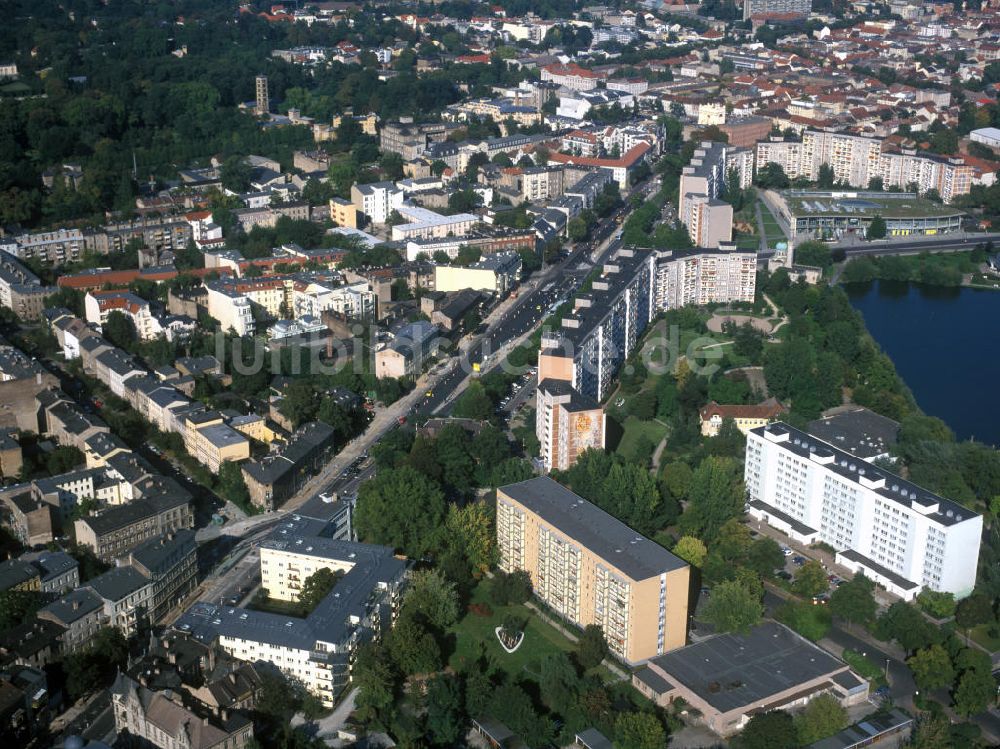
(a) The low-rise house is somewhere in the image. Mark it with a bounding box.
[699,398,787,437]
[19,551,79,594]
[0,619,65,669]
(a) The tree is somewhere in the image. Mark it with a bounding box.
[221,155,252,193]
[490,683,552,749]
[700,579,764,634]
[736,710,797,749]
[297,568,343,613]
[387,613,442,675]
[576,624,609,669]
[353,645,396,723]
[672,536,708,568]
[829,574,876,629]
[875,602,942,654]
[65,627,129,700]
[568,216,588,242]
[103,310,138,351]
[0,590,44,629]
[907,644,955,691]
[677,456,745,542]
[452,380,494,421]
[425,674,465,745]
[792,560,828,597]
[916,590,956,619]
[817,162,836,188]
[955,593,992,636]
[794,694,846,744]
[489,569,532,606]
[538,651,581,716]
[614,711,666,749]
[403,568,459,630]
[746,538,785,577]
[216,461,250,509]
[355,467,447,558]
[867,215,887,240]
[445,502,496,574]
[953,667,996,717]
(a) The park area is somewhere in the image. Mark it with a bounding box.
[449,581,579,679]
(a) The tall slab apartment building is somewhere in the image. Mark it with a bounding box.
[497,477,690,664]
[536,246,756,470]
[745,422,981,600]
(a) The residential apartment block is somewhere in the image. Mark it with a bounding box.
[535,379,605,472]
[351,181,404,224]
[653,246,758,310]
[679,142,733,248]
[174,535,406,706]
[756,132,973,202]
[538,246,757,408]
[743,0,811,20]
[112,673,255,749]
[744,422,982,599]
[540,63,605,91]
[496,477,689,664]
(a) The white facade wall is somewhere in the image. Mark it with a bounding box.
[744,425,982,599]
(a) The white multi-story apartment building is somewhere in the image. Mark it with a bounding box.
[745,423,982,600]
[756,132,974,202]
[350,181,404,224]
[175,533,406,707]
[654,245,757,309]
[85,291,161,341]
[679,142,734,248]
[205,282,256,336]
[291,279,376,321]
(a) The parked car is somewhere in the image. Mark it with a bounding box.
[793,556,806,566]
[781,547,793,557]
[811,594,830,605]
[776,570,793,581]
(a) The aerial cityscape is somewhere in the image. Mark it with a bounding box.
[0,0,999,747]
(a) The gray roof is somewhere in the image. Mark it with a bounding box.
[129,530,196,579]
[40,588,103,624]
[498,477,686,580]
[748,498,818,537]
[754,423,977,528]
[810,708,913,749]
[0,560,40,592]
[537,378,600,412]
[20,551,78,582]
[646,621,848,713]
[174,535,405,651]
[806,407,900,460]
[87,565,150,602]
[837,549,919,591]
[241,421,335,487]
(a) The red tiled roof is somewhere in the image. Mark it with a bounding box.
[700,399,787,422]
[546,142,651,169]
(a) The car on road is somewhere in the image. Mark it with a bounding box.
[811,594,830,605]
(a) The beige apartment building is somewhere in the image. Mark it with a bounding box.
[687,196,733,249]
[756,131,974,202]
[535,379,605,472]
[329,197,358,228]
[183,412,250,474]
[497,477,690,665]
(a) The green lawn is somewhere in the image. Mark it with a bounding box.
[616,416,668,462]
[449,584,577,680]
[968,624,1000,653]
[758,201,788,249]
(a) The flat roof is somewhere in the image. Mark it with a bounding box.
[498,476,686,581]
[647,621,848,714]
[753,422,978,528]
[806,407,899,460]
[780,190,961,219]
[810,708,913,749]
[838,549,919,591]
[748,498,818,537]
